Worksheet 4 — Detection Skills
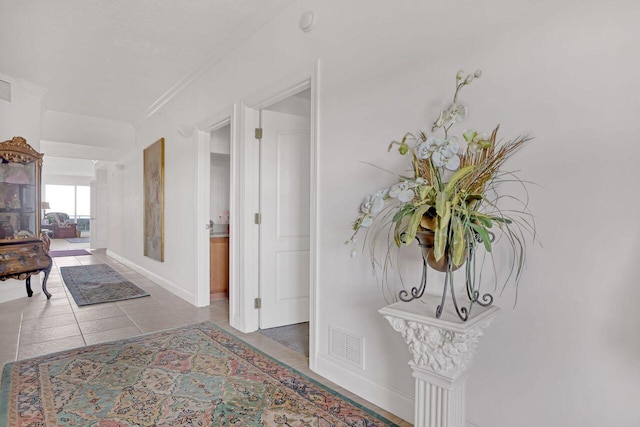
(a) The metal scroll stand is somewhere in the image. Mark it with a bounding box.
[398,233,494,321]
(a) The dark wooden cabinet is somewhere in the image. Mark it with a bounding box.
[0,137,52,298]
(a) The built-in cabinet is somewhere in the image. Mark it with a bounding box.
[0,137,52,298]
[210,236,229,299]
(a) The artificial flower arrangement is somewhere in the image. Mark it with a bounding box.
[348,69,535,319]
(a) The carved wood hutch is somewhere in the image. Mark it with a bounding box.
[0,137,52,298]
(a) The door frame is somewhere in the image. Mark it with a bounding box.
[89,179,108,249]
[194,106,236,309]
[193,62,320,371]
[242,62,320,370]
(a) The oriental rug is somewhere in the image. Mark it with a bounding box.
[60,264,150,306]
[0,322,398,426]
[49,249,91,258]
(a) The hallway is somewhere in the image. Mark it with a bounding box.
[0,247,409,426]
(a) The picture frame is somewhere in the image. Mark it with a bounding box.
[143,138,165,262]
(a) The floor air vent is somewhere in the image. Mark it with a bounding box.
[0,80,10,102]
[329,325,364,369]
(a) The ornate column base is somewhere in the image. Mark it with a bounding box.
[380,296,499,427]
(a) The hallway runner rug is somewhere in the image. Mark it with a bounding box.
[60,264,150,306]
[0,321,399,426]
[48,249,91,258]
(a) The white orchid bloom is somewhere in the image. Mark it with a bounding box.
[415,141,432,160]
[442,135,460,157]
[389,181,415,203]
[448,103,467,122]
[359,191,385,215]
[431,151,461,170]
[425,136,444,151]
[432,110,448,130]
[463,130,490,153]
[360,215,374,228]
[428,136,461,171]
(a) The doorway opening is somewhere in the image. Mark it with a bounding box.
[209,124,231,304]
[256,88,311,359]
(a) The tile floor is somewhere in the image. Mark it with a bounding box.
[0,238,411,426]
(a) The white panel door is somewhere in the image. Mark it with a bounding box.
[90,181,108,249]
[259,110,310,328]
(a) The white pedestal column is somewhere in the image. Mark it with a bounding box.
[379,296,499,427]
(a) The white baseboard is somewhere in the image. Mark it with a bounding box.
[314,354,413,423]
[106,250,195,304]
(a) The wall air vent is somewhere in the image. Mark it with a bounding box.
[329,325,365,369]
[0,80,11,102]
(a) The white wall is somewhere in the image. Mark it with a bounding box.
[42,156,96,188]
[0,74,46,303]
[210,124,230,155]
[210,154,230,224]
[209,125,231,224]
[41,110,134,161]
[108,1,640,426]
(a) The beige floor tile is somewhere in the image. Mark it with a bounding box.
[74,305,125,322]
[0,351,16,367]
[179,306,229,323]
[21,304,73,320]
[0,310,22,326]
[71,301,120,313]
[21,312,77,331]
[0,298,27,314]
[133,316,192,333]
[0,333,19,355]
[18,335,85,360]
[53,259,83,267]
[116,296,165,311]
[79,315,137,334]
[84,325,143,346]
[20,323,82,346]
[23,296,72,311]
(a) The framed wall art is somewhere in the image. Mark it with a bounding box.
[143,138,164,262]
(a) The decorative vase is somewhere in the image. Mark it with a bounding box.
[415,229,465,272]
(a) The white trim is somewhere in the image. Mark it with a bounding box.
[106,250,195,304]
[194,129,211,308]
[308,61,320,371]
[315,354,414,423]
[235,103,261,332]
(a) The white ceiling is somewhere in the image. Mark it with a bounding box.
[0,0,296,123]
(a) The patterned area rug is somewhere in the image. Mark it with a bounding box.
[49,249,91,258]
[0,322,398,426]
[60,264,150,306]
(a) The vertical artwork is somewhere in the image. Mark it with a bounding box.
[143,138,164,262]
